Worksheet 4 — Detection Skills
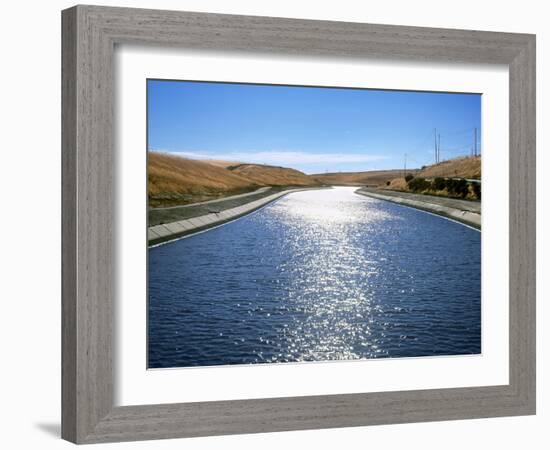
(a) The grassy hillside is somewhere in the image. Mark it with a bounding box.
[417,156,481,179]
[311,169,411,187]
[228,164,321,186]
[383,156,482,200]
[148,153,259,207]
[148,153,321,207]
[148,152,481,208]
[201,159,243,169]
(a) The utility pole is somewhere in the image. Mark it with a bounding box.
[437,133,441,163]
[404,153,407,178]
[434,128,438,164]
[474,127,478,157]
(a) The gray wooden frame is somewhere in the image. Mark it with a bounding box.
[62,4,536,444]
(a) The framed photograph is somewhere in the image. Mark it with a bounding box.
[62,5,536,444]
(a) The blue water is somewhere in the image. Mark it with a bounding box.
[148,187,481,368]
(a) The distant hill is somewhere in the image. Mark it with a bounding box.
[148,152,481,208]
[311,169,412,187]
[148,152,259,207]
[228,163,321,187]
[417,156,481,179]
[148,153,321,207]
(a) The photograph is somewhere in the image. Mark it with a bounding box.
[147,80,482,369]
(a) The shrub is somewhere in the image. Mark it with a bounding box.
[471,182,481,200]
[407,177,431,193]
[433,177,446,191]
[404,174,414,182]
[386,180,391,186]
[445,179,456,194]
[446,178,469,198]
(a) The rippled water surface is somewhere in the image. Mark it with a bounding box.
[148,187,481,368]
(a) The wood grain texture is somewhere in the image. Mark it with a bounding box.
[508,36,536,409]
[61,7,77,443]
[61,5,536,444]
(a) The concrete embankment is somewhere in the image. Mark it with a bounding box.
[148,187,325,246]
[355,188,481,229]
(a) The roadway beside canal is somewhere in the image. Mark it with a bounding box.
[149,187,328,246]
[355,187,481,229]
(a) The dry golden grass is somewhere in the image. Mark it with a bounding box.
[228,164,321,186]
[148,152,258,206]
[417,156,481,178]
[148,153,321,207]
[311,169,410,187]
[202,159,243,169]
[385,178,409,191]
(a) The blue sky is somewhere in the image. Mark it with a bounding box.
[147,80,481,174]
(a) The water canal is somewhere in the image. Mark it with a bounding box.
[148,187,481,368]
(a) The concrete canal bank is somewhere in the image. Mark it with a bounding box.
[149,187,327,246]
[355,188,481,229]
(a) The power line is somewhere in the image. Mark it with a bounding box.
[434,128,437,164]
[410,129,436,156]
[437,127,475,137]
[410,127,479,167]
[431,127,481,161]
[440,143,473,153]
